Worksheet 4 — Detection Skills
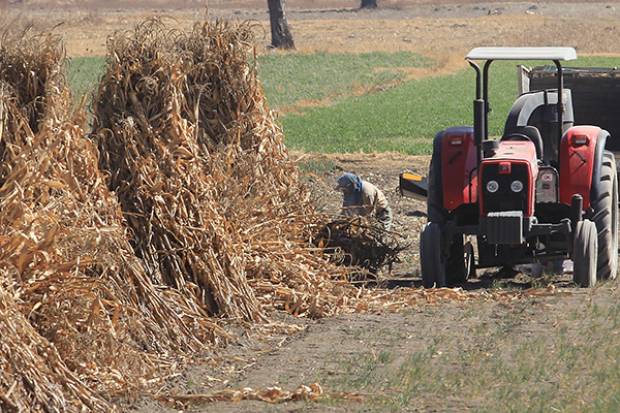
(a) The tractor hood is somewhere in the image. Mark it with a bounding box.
[479,140,539,217]
[485,140,538,163]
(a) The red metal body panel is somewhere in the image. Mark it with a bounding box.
[559,126,601,208]
[489,140,538,163]
[478,141,538,216]
[441,128,478,211]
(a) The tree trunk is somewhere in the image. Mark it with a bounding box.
[267,0,295,49]
[360,0,377,9]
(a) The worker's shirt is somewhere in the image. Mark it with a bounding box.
[342,181,389,217]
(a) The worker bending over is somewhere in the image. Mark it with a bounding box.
[335,172,393,230]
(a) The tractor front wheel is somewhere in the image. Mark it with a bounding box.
[445,236,475,286]
[573,219,598,288]
[420,223,445,288]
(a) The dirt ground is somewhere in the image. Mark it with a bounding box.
[134,286,613,413]
[4,1,620,411]
[124,154,590,413]
[5,1,620,59]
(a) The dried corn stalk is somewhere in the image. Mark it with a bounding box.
[316,217,407,276]
[159,382,326,405]
[93,19,352,321]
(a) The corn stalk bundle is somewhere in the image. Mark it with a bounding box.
[0,31,70,134]
[0,32,221,411]
[93,19,352,320]
[0,288,112,412]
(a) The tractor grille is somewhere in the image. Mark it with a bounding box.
[481,163,531,215]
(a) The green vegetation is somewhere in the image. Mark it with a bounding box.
[283,56,620,154]
[259,51,432,109]
[66,54,620,155]
[66,51,430,110]
[66,56,106,105]
[283,68,476,154]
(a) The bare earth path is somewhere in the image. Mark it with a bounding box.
[133,283,620,412]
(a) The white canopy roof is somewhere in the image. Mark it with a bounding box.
[466,47,577,61]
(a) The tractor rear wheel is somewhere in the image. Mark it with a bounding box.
[573,219,598,288]
[464,241,476,280]
[425,132,476,286]
[591,151,619,280]
[420,223,445,288]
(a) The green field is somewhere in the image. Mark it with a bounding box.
[67,51,430,109]
[67,54,620,155]
[282,56,620,154]
[67,56,106,105]
[259,51,432,109]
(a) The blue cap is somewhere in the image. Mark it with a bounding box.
[336,173,362,192]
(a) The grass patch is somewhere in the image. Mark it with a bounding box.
[282,56,620,154]
[66,56,106,105]
[319,296,620,413]
[259,51,432,109]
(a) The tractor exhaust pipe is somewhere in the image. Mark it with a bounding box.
[554,60,564,150]
[468,60,484,165]
[474,99,485,162]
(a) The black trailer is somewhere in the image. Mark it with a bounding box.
[520,64,620,156]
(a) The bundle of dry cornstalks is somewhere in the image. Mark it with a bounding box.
[92,19,354,322]
[0,30,219,412]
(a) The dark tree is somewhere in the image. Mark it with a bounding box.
[360,0,377,9]
[267,0,295,49]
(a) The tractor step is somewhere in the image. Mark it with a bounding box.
[399,171,428,201]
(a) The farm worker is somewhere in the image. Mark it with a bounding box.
[335,172,393,230]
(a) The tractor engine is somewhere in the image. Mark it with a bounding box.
[479,140,538,245]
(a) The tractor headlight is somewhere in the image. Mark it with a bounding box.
[486,180,499,193]
[511,180,524,193]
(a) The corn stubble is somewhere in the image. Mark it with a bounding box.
[92,19,356,321]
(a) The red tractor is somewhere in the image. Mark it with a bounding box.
[415,47,619,288]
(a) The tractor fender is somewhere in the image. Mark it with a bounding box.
[437,126,478,212]
[559,126,609,209]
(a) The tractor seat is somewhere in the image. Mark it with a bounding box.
[501,125,544,160]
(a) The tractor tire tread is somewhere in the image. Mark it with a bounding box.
[573,219,598,288]
[420,223,445,288]
[446,237,467,286]
[591,151,619,280]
